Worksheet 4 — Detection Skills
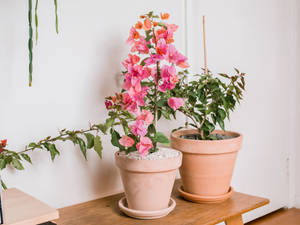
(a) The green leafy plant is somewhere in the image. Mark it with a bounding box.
[171,68,246,140]
[28,0,59,86]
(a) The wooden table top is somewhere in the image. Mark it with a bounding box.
[2,188,59,225]
[55,180,269,225]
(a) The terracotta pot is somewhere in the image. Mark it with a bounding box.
[170,129,242,200]
[115,149,182,212]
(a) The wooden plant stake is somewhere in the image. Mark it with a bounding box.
[203,16,208,74]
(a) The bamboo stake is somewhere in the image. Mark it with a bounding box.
[203,16,208,74]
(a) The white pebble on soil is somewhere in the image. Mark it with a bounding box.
[118,148,179,160]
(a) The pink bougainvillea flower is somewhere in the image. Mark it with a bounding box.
[122,54,140,69]
[128,84,149,106]
[136,136,153,156]
[135,21,143,29]
[138,110,154,125]
[105,100,113,109]
[158,65,178,92]
[131,37,149,54]
[160,13,170,20]
[127,27,141,44]
[168,97,184,110]
[165,45,189,68]
[161,65,176,81]
[0,139,7,153]
[144,54,164,66]
[130,120,147,137]
[166,23,178,33]
[123,64,150,91]
[158,81,176,92]
[119,135,135,148]
[1,140,7,147]
[156,39,168,56]
[121,93,139,115]
[143,19,152,31]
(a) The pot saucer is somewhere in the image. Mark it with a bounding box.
[118,197,176,219]
[178,185,234,203]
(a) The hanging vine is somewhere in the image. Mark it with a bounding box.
[28,0,59,86]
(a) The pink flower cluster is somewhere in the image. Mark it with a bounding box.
[108,14,188,156]
[119,109,154,156]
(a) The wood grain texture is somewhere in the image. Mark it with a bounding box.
[225,215,243,225]
[2,188,59,225]
[55,180,269,225]
[247,208,300,225]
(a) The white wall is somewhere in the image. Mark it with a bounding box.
[292,1,300,208]
[0,0,299,219]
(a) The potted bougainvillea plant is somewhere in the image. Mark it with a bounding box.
[170,17,246,203]
[102,12,188,219]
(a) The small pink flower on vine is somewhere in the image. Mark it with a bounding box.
[0,139,7,153]
[105,100,113,109]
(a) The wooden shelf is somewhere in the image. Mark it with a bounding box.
[2,188,59,225]
[55,180,269,225]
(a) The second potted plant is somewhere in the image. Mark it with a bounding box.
[170,17,246,203]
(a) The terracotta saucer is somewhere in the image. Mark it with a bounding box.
[178,185,234,204]
[118,197,176,220]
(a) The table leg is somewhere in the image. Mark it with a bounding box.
[225,215,243,225]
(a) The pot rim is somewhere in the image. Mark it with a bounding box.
[171,129,242,143]
[170,129,243,154]
[115,148,182,173]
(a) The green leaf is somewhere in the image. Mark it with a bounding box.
[12,158,24,170]
[49,144,60,161]
[234,68,240,74]
[28,142,37,148]
[154,132,170,146]
[94,135,103,159]
[162,110,171,120]
[157,110,162,120]
[0,159,6,170]
[147,124,156,134]
[84,133,94,149]
[97,124,108,134]
[217,108,226,120]
[1,180,7,190]
[157,99,167,107]
[111,129,121,148]
[218,119,225,130]
[106,118,115,128]
[21,154,32,164]
[77,138,87,160]
[121,120,129,135]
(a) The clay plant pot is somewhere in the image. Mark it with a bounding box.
[170,129,242,203]
[115,148,182,219]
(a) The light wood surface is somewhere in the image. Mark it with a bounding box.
[2,188,59,225]
[55,180,269,225]
[247,208,300,225]
[226,215,244,225]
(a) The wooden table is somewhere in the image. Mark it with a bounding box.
[2,188,59,225]
[55,180,269,225]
